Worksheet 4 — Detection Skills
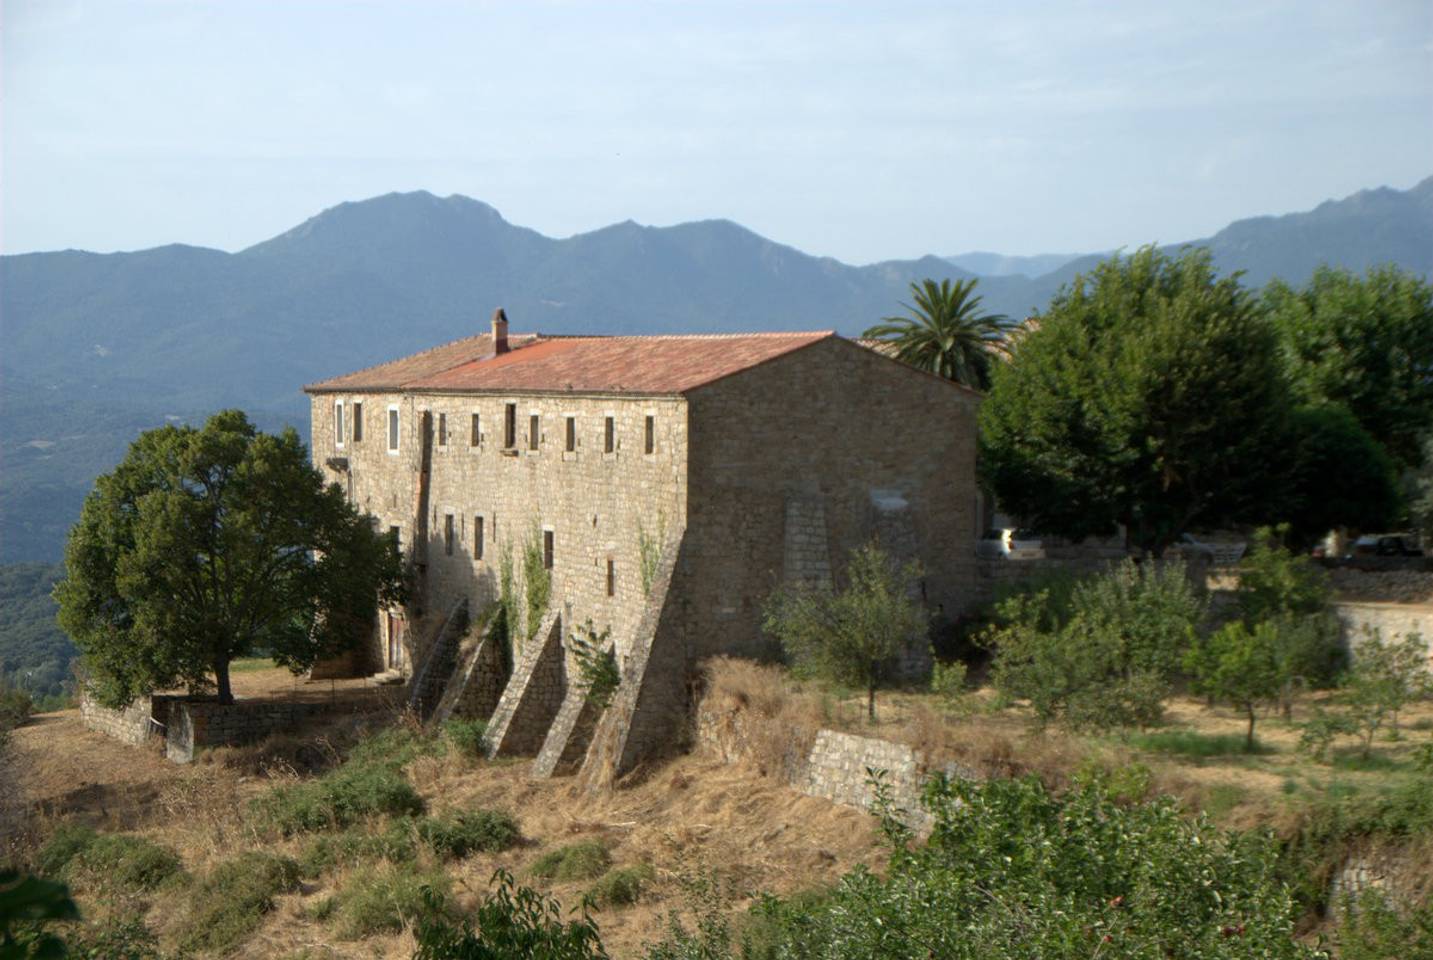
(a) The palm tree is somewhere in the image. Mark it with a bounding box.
[862,278,1011,389]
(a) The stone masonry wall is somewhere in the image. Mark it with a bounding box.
[79,692,163,746]
[165,700,327,763]
[309,389,688,674]
[1335,602,1433,668]
[683,336,981,667]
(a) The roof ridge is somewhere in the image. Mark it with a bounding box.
[304,330,543,389]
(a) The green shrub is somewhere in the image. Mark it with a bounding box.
[0,684,34,731]
[64,915,172,960]
[418,810,521,860]
[651,774,1318,959]
[177,852,302,955]
[530,840,612,882]
[329,862,450,940]
[930,660,968,709]
[1073,758,1151,804]
[1335,893,1433,960]
[985,559,1204,732]
[443,718,488,757]
[413,869,607,959]
[1129,730,1272,758]
[345,725,445,768]
[298,821,416,876]
[587,864,655,907]
[68,834,183,892]
[252,762,424,835]
[572,621,620,711]
[34,823,98,878]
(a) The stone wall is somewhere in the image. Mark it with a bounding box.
[164,699,327,763]
[311,390,688,676]
[1335,602,1433,668]
[683,336,982,666]
[79,692,166,746]
[484,611,568,758]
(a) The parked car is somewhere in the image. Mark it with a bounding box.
[976,528,1046,561]
[1348,533,1424,558]
[1175,533,1247,566]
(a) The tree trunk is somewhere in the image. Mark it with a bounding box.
[867,683,877,723]
[1245,703,1256,752]
[215,656,233,705]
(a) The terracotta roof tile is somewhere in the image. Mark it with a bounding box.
[306,331,835,396]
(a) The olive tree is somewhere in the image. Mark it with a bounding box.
[55,410,405,706]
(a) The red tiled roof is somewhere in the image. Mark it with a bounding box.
[305,331,836,396]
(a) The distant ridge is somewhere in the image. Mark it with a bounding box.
[2,177,1430,562]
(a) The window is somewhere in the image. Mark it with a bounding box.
[529,414,540,451]
[604,416,615,453]
[504,403,517,448]
[437,413,448,447]
[387,405,400,453]
[565,416,576,452]
[606,558,615,597]
[543,529,554,570]
[444,514,454,556]
[470,413,481,447]
[334,401,345,447]
[389,525,401,552]
[474,516,484,560]
[352,402,363,442]
[644,414,655,455]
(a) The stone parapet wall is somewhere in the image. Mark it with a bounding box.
[165,699,327,763]
[79,692,162,746]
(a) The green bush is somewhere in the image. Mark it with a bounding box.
[413,869,607,959]
[418,810,521,860]
[177,852,301,955]
[67,834,183,892]
[587,864,655,907]
[64,915,172,960]
[0,684,34,732]
[252,761,424,835]
[530,840,612,882]
[648,775,1319,959]
[345,725,445,768]
[443,718,488,757]
[34,823,98,878]
[985,559,1204,731]
[329,862,450,939]
[298,821,416,876]
[1335,893,1433,960]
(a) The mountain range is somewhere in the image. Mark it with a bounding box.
[3,177,1431,562]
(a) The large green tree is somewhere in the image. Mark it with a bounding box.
[863,278,1011,389]
[1266,265,1433,469]
[979,246,1288,554]
[55,410,404,706]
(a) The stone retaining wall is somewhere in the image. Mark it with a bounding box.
[79,693,164,746]
[165,699,327,763]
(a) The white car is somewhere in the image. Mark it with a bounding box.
[976,528,1046,561]
[1175,533,1246,566]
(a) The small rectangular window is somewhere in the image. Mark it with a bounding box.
[474,516,484,560]
[389,525,401,551]
[352,402,363,442]
[565,416,576,452]
[470,413,481,447]
[606,558,615,597]
[437,412,448,447]
[388,406,400,453]
[334,401,345,447]
[604,416,615,453]
[444,514,454,556]
[644,415,655,455]
[504,404,517,448]
[529,414,540,451]
[543,529,554,570]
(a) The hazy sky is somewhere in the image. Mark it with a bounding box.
[4,0,1431,263]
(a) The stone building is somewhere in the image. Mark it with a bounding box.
[303,310,980,776]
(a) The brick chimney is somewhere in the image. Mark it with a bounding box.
[491,307,509,354]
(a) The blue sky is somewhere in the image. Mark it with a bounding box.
[3,0,1430,263]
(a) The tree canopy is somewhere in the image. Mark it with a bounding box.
[54,410,404,706]
[862,278,1010,389]
[1266,265,1433,469]
[979,246,1288,554]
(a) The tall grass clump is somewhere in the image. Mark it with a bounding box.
[418,809,521,859]
[587,864,655,907]
[45,829,183,893]
[530,840,612,882]
[328,861,451,939]
[177,852,302,955]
